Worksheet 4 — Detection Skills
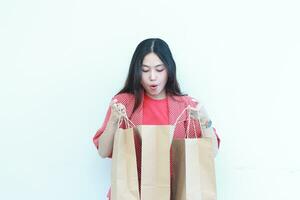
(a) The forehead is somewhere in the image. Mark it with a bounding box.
[142,52,164,66]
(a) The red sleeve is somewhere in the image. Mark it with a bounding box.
[92,97,116,158]
[92,104,112,149]
[213,127,221,149]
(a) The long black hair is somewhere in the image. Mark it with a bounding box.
[117,38,187,113]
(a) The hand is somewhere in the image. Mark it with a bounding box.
[188,106,201,120]
[109,99,127,121]
[187,106,212,128]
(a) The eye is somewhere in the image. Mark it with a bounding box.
[156,67,166,72]
[142,69,149,72]
[156,69,165,72]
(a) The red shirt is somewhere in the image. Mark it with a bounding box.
[142,92,169,125]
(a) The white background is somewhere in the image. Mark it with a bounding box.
[1,0,299,199]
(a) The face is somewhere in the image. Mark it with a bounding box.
[140,52,168,99]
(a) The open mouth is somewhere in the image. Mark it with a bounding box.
[150,85,158,90]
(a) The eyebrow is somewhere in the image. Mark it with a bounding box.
[141,64,164,67]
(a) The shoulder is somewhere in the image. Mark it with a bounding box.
[112,92,134,100]
[174,94,201,108]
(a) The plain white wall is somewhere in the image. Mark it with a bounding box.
[1,0,299,199]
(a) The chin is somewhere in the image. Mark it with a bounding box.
[150,90,160,95]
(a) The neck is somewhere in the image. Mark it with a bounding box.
[144,90,166,100]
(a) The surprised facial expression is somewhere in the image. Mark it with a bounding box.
[140,52,168,99]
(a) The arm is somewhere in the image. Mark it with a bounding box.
[92,99,126,158]
[97,113,119,158]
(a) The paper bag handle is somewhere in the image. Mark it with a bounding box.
[117,113,136,129]
[173,105,204,139]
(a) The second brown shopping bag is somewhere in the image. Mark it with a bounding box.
[111,112,174,200]
[171,106,217,200]
[135,125,174,200]
[134,105,193,200]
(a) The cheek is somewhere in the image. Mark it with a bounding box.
[161,71,168,83]
[140,73,147,85]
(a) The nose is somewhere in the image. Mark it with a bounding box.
[150,70,157,81]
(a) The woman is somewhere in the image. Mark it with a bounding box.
[92,38,220,199]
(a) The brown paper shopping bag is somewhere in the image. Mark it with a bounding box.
[171,106,217,200]
[171,139,186,200]
[136,125,174,200]
[111,117,140,200]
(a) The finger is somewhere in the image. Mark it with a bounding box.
[111,104,120,113]
[117,103,125,111]
[116,104,123,111]
[110,99,118,107]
